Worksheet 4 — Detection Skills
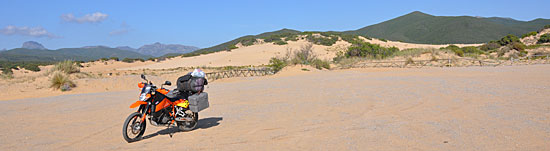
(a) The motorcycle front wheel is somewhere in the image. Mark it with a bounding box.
[177,112,198,131]
[122,112,146,143]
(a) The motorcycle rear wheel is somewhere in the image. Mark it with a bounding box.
[177,112,198,131]
[123,112,146,142]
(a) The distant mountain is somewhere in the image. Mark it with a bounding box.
[344,11,550,44]
[21,41,46,50]
[115,46,137,51]
[136,42,199,57]
[0,46,152,62]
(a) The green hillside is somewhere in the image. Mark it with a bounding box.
[344,11,550,44]
[0,47,153,62]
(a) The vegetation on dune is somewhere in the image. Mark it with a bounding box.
[522,31,538,38]
[50,71,75,91]
[338,40,399,60]
[538,34,550,44]
[121,58,145,63]
[268,43,331,72]
[52,60,80,74]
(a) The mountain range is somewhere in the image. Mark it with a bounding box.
[0,42,200,62]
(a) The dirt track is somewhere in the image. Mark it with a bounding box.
[1,65,550,150]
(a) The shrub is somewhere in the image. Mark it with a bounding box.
[122,58,135,63]
[52,60,80,74]
[404,57,414,66]
[274,40,288,45]
[545,25,550,29]
[538,34,550,44]
[345,41,399,59]
[228,45,238,50]
[50,71,75,91]
[285,35,299,41]
[522,31,538,38]
[480,42,501,51]
[510,42,526,51]
[268,57,287,73]
[263,35,282,42]
[306,34,337,46]
[454,49,464,57]
[311,59,330,70]
[288,44,316,65]
[498,34,520,46]
[239,38,257,46]
[379,38,388,42]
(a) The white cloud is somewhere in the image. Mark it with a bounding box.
[61,12,108,24]
[0,25,59,38]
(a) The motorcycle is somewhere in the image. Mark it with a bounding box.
[123,74,199,142]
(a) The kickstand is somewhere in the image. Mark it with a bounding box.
[167,122,173,138]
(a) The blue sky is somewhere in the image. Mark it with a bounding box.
[1,0,549,50]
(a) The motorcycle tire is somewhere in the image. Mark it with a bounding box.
[177,112,198,131]
[123,112,146,143]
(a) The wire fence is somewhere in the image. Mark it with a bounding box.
[205,67,274,81]
[348,55,550,68]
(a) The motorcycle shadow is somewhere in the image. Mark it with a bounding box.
[140,117,223,141]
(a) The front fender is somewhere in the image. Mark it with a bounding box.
[130,101,147,108]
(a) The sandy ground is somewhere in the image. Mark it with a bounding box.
[1,65,549,150]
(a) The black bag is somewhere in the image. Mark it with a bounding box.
[177,74,207,93]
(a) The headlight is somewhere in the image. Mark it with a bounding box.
[139,93,148,101]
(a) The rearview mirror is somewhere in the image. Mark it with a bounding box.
[140,74,147,81]
[164,81,172,86]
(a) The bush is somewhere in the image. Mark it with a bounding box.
[274,40,288,45]
[345,41,399,59]
[50,71,75,91]
[239,38,257,46]
[306,34,337,46]
[122,58,135,63]
[404,57,414,66]
[538,34,550,44]
[311,59,330,70]
[545,25,550,29]
[228,45,238,50]
[285,35,299,41]
[454,49,464,57]
[510,42,526,51]
[290,44,317,65]
[498,34,520,46]
[268,57,287,73]
[52,60,80,74]
[379,38,388,42]
[522,31,538,38]
[263,35,282,42]
[480,42,501,51]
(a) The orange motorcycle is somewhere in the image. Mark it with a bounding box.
[123,74,207,142]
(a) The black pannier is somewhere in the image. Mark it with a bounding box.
[177,74,207,93]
